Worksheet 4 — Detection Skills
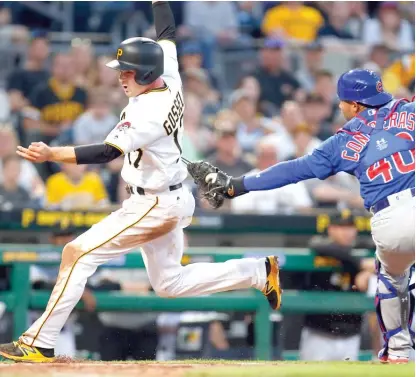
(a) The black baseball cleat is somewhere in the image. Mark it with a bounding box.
[0,340,55,363]
[261,256,283,310]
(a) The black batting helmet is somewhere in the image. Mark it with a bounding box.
[106,37,164,85]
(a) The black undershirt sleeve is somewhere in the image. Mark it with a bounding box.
[153,1,176,43]
[74,143,122,165]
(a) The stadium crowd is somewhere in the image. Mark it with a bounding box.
[0,1,414,215]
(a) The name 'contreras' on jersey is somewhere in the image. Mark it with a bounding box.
[104,40,187,191]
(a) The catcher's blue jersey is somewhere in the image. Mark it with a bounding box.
[305,99,415,209]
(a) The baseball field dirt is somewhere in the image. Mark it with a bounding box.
[0,360,414,377]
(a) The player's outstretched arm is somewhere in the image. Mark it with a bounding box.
[17,142,77,164]
[152,0,175,43]
[16,142,122,165]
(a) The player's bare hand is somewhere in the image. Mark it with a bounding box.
[16,142,52,163]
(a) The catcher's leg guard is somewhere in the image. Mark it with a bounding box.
[375,258,414,362]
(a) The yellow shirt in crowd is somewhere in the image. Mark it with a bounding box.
[46,171,108,210]
[382,54,415,95]
[262,4,324,43]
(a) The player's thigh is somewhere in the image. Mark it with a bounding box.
[72,196,177,265]
[371,199,415,271]
[140,224,185,289]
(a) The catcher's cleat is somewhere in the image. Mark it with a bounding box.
[262,256,282,310]
[0,340,55,363]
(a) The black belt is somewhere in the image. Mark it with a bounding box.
[126,183,182,196]
[370,187,415,214]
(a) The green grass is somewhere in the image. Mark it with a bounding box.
[185,362,414,377]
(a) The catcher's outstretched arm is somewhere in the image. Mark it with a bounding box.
[243,155,317,191]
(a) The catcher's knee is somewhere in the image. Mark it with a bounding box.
[376,249,415,276]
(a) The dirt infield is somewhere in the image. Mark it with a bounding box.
[0,362,194,377]
[0,360,414,377]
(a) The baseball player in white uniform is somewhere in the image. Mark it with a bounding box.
[0,1,282,363]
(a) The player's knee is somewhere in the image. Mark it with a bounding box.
[61,242,83,267]
[152,281,178,298]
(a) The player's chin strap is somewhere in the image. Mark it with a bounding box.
[376,259,415,360]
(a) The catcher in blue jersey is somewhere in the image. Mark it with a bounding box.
[188,69,415,364]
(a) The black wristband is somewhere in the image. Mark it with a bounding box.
[228,176,248,198]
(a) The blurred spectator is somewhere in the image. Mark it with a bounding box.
[317,3,354,40]
[0,124,45,200]
[179,41,218,89]
[296,41,325,92]
[362,44,391,74]
[71,38,96,89]
[182,92,213,160]
[231,138,312,215]
[261,2,324,43]
[362,2,414,52]
[0,6,28,46]
[0,155,31,211]
[237,1,264,39]
[300,213,375,361]
[72,89,118,145]
[289,124,320,159]
[302,94,330,140]
[6,30,49,99]
[0,89,27,143]
[207,109,253,177]
[305,172,363,211]
[346,1,370,39]
[263,100,304,161]
[45,163,109,210]
[179,41,204,71]
[254,38,301,113]
[24,53,87,146]
[382,54,415,97]
[313,70,338,127]
[0,89,9,121]
[95,55,126,113]
[182,2,239,44]
[181,2,240,69]
[229,89,273,156]
[235,75,261,104]
[183,68,221,118]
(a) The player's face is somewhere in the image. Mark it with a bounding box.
[328,225,357,247]
[119,70,141,97]
[339,100,359,121]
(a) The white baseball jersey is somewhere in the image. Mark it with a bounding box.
[104,40,187,191]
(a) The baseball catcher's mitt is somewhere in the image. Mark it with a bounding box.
[185,160,227,209]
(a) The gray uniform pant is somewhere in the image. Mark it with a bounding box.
[371,192,415,359]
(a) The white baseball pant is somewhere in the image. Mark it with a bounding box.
[20,187,267,349]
